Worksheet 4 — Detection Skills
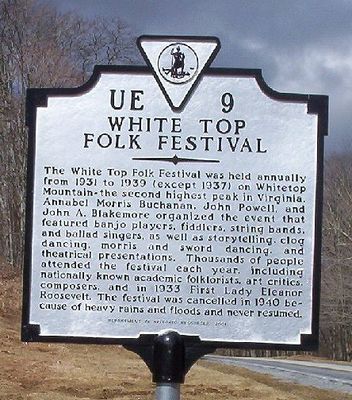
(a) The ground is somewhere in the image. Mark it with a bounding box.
[0,263,351,400]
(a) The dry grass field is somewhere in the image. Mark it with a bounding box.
[0,261,351,400]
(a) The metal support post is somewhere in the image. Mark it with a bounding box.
[155,384,181,400]
[153,331,185,400]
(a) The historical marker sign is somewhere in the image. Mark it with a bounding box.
[22,36,328,349]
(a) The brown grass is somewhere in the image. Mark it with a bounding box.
[0,259,351,399]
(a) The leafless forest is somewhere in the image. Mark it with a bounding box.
[0,0,351,361]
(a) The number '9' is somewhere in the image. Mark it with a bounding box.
[221,93,234,113]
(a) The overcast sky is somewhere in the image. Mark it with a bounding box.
[53,0,352,153]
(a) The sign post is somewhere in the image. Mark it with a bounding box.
[22,35,328,397]
[153,331,184,400]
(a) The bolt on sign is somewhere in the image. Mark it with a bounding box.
[22,36,328,351]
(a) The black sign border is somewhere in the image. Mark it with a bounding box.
[22,58,328,356]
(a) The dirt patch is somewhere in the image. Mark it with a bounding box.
[0,266,351,399]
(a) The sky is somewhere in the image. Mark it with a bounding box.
[53,0,352,153]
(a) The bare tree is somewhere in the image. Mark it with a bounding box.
[320,154,352,361]
[61,16,137,83]
[0,0,138,266]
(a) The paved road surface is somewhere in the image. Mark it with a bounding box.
[204,355,352,395]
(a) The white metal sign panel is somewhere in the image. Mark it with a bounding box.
[23,36,327,348]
